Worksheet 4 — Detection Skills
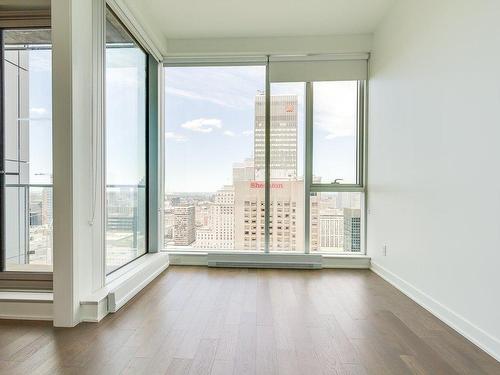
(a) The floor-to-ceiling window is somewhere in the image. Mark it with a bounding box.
[1,29,53,272]
[309,81,364,253]
[105,8,148,274]
[164,65,266,251]
[163,57,366,254]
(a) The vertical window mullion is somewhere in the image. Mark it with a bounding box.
[357,81,364,186]
[264,57,271,253]
[0,29,5,271]
[304,82,313,254]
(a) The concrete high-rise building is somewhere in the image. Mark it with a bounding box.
[344,208,361,252]
[42,187,53,226]
[174,206,196,246]
[232,158,255,182]
[254,94,298,180]
[233,180,317,251]
[195,186,234,249]
[319,208,344,251]
[4,47,30,266]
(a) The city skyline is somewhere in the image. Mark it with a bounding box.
[164,80,362,253]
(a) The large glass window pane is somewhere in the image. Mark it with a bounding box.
[310,192,363,253]
[164,65,266,251]
[269,82,305,252]
[105,9,147,274]
[2,29,53,272]
[313,81,358,185]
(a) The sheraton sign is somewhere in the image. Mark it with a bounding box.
[250,182,284,189]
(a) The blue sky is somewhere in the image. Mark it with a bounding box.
[165,66,266,193]
[23,57,357,191]
[165,66,358,193]
[106,48,147,186]
[28,49,53,185]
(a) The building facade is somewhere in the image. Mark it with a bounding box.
[174,206,196,246]
[254,94,298,180]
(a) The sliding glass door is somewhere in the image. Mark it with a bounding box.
[105,8,148,274]
[1,28,53,272]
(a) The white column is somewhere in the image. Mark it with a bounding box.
[52,0,105,327]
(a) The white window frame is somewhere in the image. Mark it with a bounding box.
[162,57,367,255]
[304,81,366,254]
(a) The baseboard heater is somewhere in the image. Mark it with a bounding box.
[107,253,169,313]
[207,253,322,269]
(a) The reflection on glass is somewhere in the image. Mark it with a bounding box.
[3,29,53,271]
[269,82,305,251]
[105,9,147,274]
[313,81,358,184]
[164,66,266,251]
[310,192,363,253]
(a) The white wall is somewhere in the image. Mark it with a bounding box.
[368,0,500,360]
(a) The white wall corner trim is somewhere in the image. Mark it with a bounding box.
[371,262,500,362]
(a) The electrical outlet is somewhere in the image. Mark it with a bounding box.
[382,244,387,256]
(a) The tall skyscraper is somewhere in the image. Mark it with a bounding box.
[254,94,298,180]
[174,206,196,246]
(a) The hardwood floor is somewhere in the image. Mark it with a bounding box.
[0,266,498,374]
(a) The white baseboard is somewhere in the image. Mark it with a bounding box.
[80,298,108,323]
[323,254,370,269]
[371,262,500,362]
[168,252,208,266]
[0,292,53,321]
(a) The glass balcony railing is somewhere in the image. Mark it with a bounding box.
[105,184,147,274]
[3,183,147,273]
[4,183,53,272]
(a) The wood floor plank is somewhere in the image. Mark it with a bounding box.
[0,266,498,375]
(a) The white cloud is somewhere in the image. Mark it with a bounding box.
[30,107,48,116]
[314,82,357,139]
[223,130,235,137]
[165,132,187,142]
[181,118,222,133]
[165,66,264,109]
[23,107,51,122]
[242,130,253,136]
[165,87,230,108]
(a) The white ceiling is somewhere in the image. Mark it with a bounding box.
[125,0,395,40]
